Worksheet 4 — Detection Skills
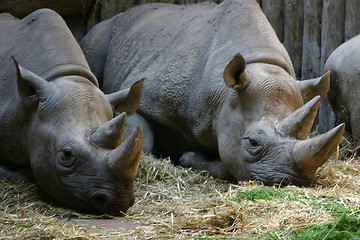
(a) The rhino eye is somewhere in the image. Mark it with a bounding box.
[243,136,263,158]
[62,149,72,159]
[249,139,260,147]
[59,148,77,168]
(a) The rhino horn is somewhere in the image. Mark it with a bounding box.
[107,125,143,180]
[14,57,49,97]
[224,53,249,91]
[91,113,126,149]
[107,79,144,116]
[292,123,345,173]
[276,96,321,140]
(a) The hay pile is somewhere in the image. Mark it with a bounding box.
[0,180,98,239]
[117,143,360,239]
[0,137,359,239]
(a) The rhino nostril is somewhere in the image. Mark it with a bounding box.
[91,192,114,210]
[94,193,107,205]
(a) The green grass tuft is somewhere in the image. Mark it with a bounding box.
[233,187,303,202]
[234,187,360,240]
[289,213,360,240]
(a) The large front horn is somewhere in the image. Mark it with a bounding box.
[107,125,143,180]
[90,113,126,149]
[276,96,320,140]
[292,123,345,173]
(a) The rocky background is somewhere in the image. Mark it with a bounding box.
[1,0,360,131]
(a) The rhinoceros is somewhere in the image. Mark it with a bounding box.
[0,9,144,216]
[324,34,360,155]
[81,0,344,186]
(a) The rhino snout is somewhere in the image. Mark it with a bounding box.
[89,190,134,216]
[90,190,115,212]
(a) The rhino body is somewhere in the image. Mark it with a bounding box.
[324,34,360,154]
[0,13,18,31]
[81,0,344,186]
[0,9,144,216]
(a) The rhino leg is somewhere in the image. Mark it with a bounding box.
[179,152,236,181]
[0,165,34,182]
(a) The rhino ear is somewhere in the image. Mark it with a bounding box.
[224,53,249,91]
[106,78,144,116]
[14,58,48,98]
[297,71,330,101]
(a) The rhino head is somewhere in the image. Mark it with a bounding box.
[217,54,344,186]
[16,61,143,215]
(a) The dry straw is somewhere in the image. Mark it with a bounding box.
[0,136,359,239]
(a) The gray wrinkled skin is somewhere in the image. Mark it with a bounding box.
[0,13,18,31]
[324,34,360,154]
[81,0,343,186]
[0,9,143,216]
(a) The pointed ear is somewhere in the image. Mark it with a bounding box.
[223,53,249,91]
[106,78,144,116]
[14,57,49,98]
[297,71,330,101]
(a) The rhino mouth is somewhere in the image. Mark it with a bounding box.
[53,176,135,216]
[61,190,134,216]
[248,161,314,187]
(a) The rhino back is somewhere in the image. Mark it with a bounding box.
[102,0,294,138]
[0,9,95,86]
[102,2,216,91]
